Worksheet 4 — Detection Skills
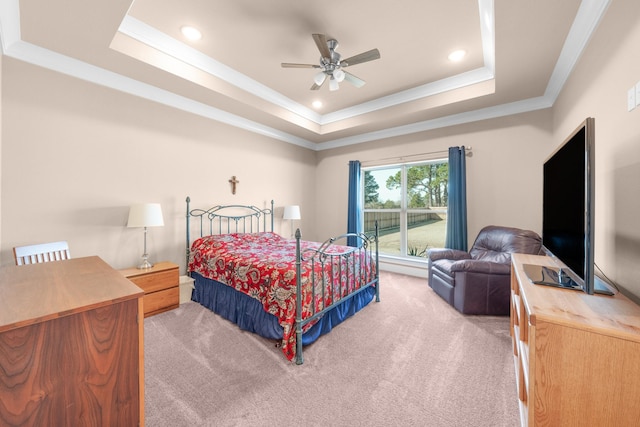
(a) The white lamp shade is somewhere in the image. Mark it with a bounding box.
[283,205,301,220]
[127,203,164,228]
[314,71,327,86]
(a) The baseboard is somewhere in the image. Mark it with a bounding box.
[379,257,428,279]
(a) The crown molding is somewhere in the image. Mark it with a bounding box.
[544,0,611,101]
[117,15,323,125]
[0,0,610,152]
[117,0,496,128]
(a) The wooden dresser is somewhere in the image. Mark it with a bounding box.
[120,261,179,317]
[510,253,640,426]
[0,256,145,426]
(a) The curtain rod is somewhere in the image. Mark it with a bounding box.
[360,146,472,167]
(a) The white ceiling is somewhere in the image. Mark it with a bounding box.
[0,0,610,150]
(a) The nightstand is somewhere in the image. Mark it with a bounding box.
[120,261,179,317]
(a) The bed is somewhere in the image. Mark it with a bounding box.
[185,197,379,364]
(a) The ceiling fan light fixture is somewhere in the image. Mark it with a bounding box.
[282,34,381,91]
[313,71,327,86]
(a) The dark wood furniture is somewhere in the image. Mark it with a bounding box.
[120,261,179,317]
[0,256,145,426]
[510,253,640,426]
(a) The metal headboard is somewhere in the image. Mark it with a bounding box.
[185,197,274,268]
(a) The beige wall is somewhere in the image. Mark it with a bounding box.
[2,55,552,277]
[316,110,554,248]
[317,1,640,300]
[1,58,316,273]
[0,51,2,252]
[2,1,640,301]
[551,0,640,301]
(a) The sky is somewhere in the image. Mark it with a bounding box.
[368,168,401,203]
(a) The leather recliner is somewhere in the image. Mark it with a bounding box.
[427,225,542,315]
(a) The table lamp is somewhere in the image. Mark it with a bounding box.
[127,203,164,269]
[283,205,301,239]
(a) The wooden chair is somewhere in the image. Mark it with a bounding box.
[13,241,71,266]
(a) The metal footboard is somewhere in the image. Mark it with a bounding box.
[294,221,379,365]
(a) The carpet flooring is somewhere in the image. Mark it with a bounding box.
[143,271,520,426]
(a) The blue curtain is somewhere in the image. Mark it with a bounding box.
[445,146,468,251]
[347,160,362,247]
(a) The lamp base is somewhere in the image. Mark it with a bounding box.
[137,254,153,269]
[137,260,154,269]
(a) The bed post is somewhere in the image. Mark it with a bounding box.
[270,199,274,232]
[186,196,191,275]
[294,228,304,365]
[375,220,380,302]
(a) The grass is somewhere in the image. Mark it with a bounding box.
[371,219,447,257]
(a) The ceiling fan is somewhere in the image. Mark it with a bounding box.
[281,34,381,91]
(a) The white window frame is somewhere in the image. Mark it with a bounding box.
[362,159,448,259]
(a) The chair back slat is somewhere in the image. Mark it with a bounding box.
[13,241,71,266]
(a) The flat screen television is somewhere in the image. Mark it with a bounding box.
[524,117,611,295]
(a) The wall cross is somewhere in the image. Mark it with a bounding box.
[229,176,239,194]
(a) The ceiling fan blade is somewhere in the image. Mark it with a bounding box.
[341,49,381,67]
[344,72,366,88]
[312,33,331,59]
[281,63,320,68]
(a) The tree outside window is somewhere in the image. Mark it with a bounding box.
[363,161,448,258]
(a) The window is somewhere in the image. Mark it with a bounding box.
[363,160,448,258]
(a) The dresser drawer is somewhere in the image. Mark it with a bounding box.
[143,287,179,317]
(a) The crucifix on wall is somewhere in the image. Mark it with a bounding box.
[229,176,239,195]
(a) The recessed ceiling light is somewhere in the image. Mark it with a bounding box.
[181,26,202,41]
[312,100,323,109]
[448,49,466,62]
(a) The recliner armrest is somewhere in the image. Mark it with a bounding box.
[449,259,511,275]
[427,248,471,262]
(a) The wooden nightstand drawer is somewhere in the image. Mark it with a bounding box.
[128,269,177,293]
[144,287,179,317]
[120,261,179,317]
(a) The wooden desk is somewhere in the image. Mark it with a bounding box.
[0,256,145,426]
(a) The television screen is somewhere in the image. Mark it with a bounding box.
[542,118,595,294]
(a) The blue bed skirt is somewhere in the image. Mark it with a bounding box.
[190,272,376,346]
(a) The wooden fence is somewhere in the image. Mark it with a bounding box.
[364,210,445,233]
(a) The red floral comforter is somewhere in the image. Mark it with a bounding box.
[187,232,372,361]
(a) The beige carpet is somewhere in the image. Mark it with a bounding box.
[143,271,520,426]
